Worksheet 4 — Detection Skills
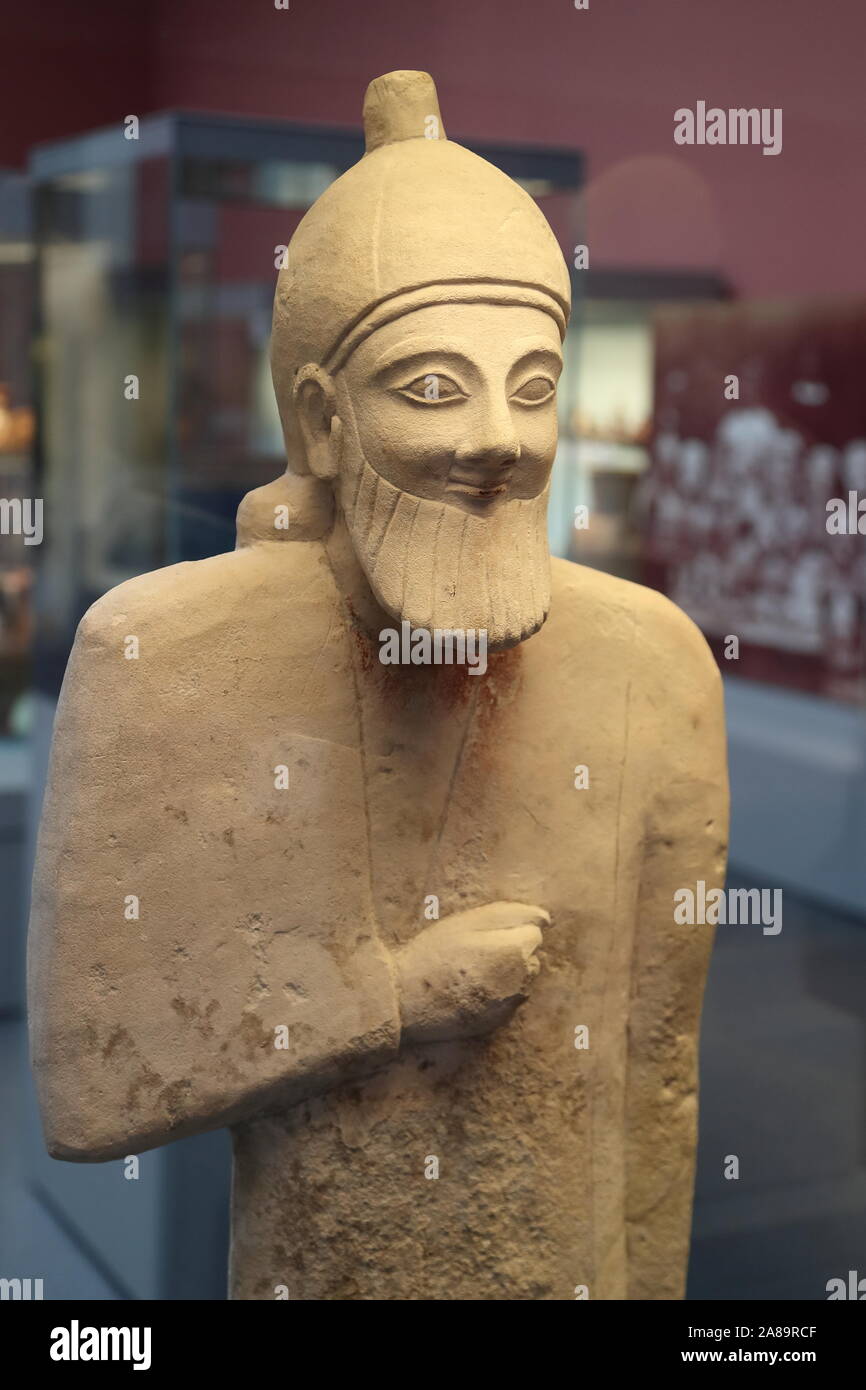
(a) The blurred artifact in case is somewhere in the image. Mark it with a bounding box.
[642,299,866,704]
[29,72,728,1300]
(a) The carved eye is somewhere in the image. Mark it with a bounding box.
[397,373,466,404]
[511,375,555,405]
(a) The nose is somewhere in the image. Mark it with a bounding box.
[453,390,521,470]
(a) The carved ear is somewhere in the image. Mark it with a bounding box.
[293,364,342,481]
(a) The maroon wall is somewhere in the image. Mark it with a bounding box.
[4,0,864,299]
[1,3,152,168]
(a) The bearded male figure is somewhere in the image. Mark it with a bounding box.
[28,72,728,1301]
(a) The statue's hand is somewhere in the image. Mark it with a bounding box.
[394,901,550,1045]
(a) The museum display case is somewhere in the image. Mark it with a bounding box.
[642,297,866,704]
[0,171,34,740]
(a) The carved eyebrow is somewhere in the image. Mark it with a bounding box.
[370,343,478,378]
[509,344,563,375]
[369,337,561,380]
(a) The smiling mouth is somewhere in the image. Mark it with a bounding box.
[446,463,514,502]
[446,479,509,500]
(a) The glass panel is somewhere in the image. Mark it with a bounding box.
[35,157,171,680]
[0,171,35,739]
[170,152,345,560]
[645,300,866,704]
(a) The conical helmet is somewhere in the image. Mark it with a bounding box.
[271,70,571,468]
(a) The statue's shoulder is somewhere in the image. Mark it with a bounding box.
[76,540,332,652]
[549,554,722,709]
[76,470,336,652]
[61,539,349,741]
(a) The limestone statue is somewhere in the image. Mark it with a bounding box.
[28,71,728,1300]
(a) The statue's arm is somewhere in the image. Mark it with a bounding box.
[28,582,548,1164]
[624,593,729,1299]
[27,595,404,1162]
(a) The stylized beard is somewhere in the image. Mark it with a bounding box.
[338,446,552,651]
